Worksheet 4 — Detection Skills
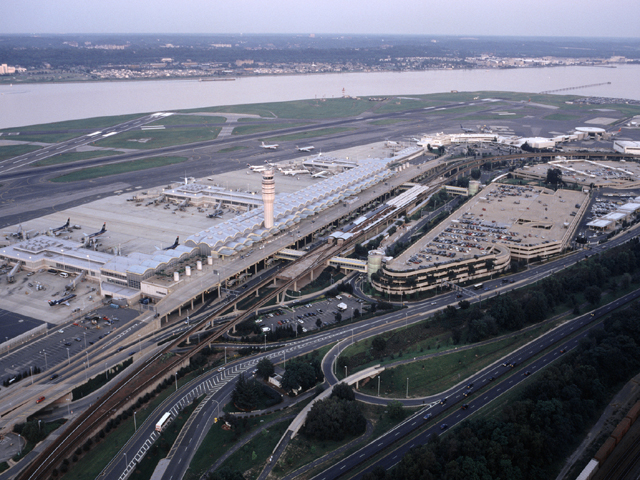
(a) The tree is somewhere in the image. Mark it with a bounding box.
[458,300,470,310]
[372,336,387,353]
[545,168,563,186]
[585,285,602,305]
[302,397,366,441]
[231,373,260,411]
[470,168,482,180]
[256,358,274,380]
[332,382,355,401]
[387,400,406,420]
[335,312,342,322]
[281,359,323,392]
[207,467,245,480]
[316,318,322,328]
[354,308,361,318]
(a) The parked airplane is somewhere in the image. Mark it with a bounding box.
[296,145,315,152]
[460,124,476,133]
[207,210,224,219]
[385,140,399,147]
[48,293,76,306]
[84,223,107,240]
[281,169,310,176]
[50,218,70,234]
[248,164,270,172]
[2,224,34,240]
[311,170,329,178]
[260,141,278,150]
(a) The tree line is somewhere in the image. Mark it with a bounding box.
[362,299,640,480]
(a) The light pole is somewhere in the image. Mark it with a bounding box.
[134,411,137,432]
[174,372,178,392]
[85,350,90,368]
[105,362,108,380]
[87,254,91,278]
[344,365,347,378]
[377,375,380,397]
[44,350,48,370]
[83,332,87,349]
[224,346,227,364]
[66,348,70,366]
[406,378,409,398]
[124,452,128,467]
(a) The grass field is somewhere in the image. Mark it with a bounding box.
[544,113,582,121]
[358,333,537,399]
[92,127,221,150]
[179,97,378,120]
[51,156,188,182]
[218,419,290,480]
[0,113,145,134]
[148,114,226,126]
[33,149,118,167]
[264,127,354,142]
[217,145,249,153]
[368,118,413,125]
[231,122,309,136]
[0,144,42,161]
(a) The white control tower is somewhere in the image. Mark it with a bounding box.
[262,169,275,228]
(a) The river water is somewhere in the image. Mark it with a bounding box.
[0,64,638,130]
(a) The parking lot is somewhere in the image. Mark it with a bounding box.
[254,294,367,335]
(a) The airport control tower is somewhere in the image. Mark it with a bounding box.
[262,169,275,228]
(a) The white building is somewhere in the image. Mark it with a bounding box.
[614,141,640,155]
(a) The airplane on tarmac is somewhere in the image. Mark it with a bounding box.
[281,169,310,176]
[248,164,272,172]
[84,223,107,240]
[296,145,315,152]
[2,224,34,240]
[50,218,70,234]
[385,140,399,147]
[460,124,476,133]
[260,141,279,150]
[311,170,329,178]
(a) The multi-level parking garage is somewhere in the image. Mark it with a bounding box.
[372,182,589,296]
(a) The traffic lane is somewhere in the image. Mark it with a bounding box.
[320,288,640,477]
[160,392,229,480]
[348,281,640,408]
[315,329,595,480]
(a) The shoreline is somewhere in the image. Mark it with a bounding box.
[2,63,634,87]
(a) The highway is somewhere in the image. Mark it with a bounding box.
[2,98,639,478]
[93,225,639,480]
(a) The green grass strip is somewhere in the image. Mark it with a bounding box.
[51,156,188,182]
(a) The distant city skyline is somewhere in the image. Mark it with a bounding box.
[4,0,640,38]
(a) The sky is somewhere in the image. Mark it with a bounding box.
[4,0,640,38]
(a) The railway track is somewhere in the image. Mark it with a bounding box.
[17,237,358,480]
